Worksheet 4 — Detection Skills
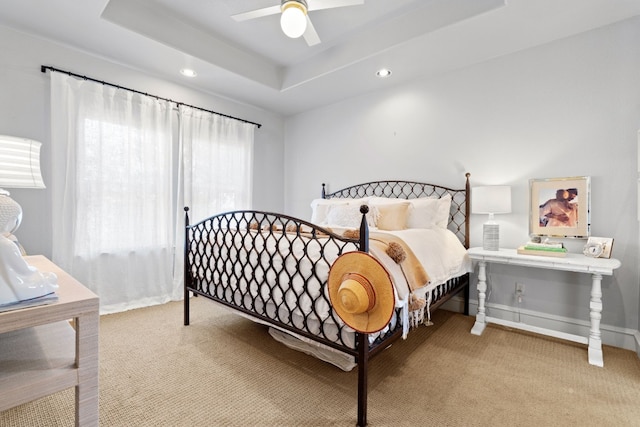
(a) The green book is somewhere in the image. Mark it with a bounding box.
[523,245,567,252]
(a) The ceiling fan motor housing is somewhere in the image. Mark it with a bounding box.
[281,0,308,14]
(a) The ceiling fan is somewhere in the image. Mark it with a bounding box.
[231,0,365,46]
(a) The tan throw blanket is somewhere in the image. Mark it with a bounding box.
[367,231,433,329]
[368,231,430,293]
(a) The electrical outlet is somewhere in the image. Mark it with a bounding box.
[515,283,525,304]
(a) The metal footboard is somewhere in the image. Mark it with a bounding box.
[184,209,368,354]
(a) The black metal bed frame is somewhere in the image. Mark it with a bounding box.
[183,174,471,427]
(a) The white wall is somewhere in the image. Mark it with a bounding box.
[0,25,286,258]
[284,17,640,348]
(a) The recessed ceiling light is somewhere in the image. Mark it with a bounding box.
[180,68,197,77]
[376,69,392,78]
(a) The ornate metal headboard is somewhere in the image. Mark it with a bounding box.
[321,173,471,248]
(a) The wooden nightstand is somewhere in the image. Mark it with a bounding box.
[467,247,621,367]
[0,255,99,426]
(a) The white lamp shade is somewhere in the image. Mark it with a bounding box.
[281,2,307,38]
[0,135,45,189]
[472,186,511,214]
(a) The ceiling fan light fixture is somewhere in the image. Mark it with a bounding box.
[280,1,308,39]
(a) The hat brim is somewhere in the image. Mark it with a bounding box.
[328,252,395,333]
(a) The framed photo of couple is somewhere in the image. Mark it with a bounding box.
[529,176,590,238]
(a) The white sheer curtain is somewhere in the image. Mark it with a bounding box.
[49,74,256,314]
[178,105,254,224]
[172,106,254,291]
[50,72,177,313]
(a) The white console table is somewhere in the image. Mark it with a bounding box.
[0,256,99,425]
[467,247,621,367]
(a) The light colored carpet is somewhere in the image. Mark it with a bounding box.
[2,297,640,426]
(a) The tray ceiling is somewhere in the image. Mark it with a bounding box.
[1,0,639,115]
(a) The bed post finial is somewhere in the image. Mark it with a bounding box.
[322,183,326,199]
[464,174,470,249]
[359,205,369,253]
[183,206,191,326]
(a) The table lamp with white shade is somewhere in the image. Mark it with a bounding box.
[472,185,512,251]
[0,135,58,307]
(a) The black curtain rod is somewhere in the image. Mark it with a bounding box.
[40,65,262,129]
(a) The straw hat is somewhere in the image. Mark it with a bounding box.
[328,252,395,333]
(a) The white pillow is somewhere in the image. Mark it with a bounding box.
[310,198,350,224]
[433,194,452,228]
[326,203,363,228]
[310,197,375,225]
[407,194,452,229]
[325,199,375,228]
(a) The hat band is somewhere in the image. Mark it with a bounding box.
[337,273,376,314]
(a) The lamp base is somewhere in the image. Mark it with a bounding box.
[0,193,23,234]
[0,234,58,306]
[483,223,499,251]
[0,193,57,306]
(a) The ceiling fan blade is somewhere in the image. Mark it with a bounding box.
[307,0,365,12]
[303,15,321,46]
[231,5,281,22]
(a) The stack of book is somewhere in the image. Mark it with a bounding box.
[517,241,567,257]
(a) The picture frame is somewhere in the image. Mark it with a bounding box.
[529,176,590,238]
[585,236,614,258]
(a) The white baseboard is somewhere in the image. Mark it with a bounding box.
[440,295,640,354]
